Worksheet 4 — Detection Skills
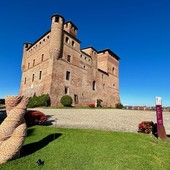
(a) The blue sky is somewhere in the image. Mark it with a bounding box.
[0,0,170,106]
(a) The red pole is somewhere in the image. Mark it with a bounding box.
[155,97,167,139]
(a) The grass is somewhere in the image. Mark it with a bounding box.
[0,126,170,170]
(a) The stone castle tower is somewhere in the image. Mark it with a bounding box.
[20,14,120,107]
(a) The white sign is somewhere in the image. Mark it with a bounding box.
[155,96,162,105]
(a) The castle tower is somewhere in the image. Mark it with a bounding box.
[50,14,65,60]
[64,21,78,38]
[21,43,32,72]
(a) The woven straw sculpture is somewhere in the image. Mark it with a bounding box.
[0,96,29,164]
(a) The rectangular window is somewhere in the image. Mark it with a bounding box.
[41,54,44,62]
[32,74,34,82]
[65,37,69,43]
[28,63,30,69]
[39,71,42,80]
[33,59,35,66]
[55,16,59,22]
[25,44,28,48]
[72,41,75,47]
[24,77,26,84]
[66,71,70,80]
[65,87,69,94]
[67,55,71,62]
[92,81,96,90]
[74,94,78,104]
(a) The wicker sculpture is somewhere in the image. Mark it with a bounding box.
[0,96,29,164]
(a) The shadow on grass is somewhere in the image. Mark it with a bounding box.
[21,133,62,157]
[27,128,36,137]
[43,115,57,126]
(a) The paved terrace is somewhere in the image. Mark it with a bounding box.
[0,108,170,134]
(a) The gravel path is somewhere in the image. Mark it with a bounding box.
[0,108,169,134]
[32,108,170,134]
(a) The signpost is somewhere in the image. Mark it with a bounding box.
[155,97,167,139]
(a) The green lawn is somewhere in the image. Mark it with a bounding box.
[0,126,170,170]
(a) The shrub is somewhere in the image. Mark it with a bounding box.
[25,110,47,127]
[88,103,95,108]
[60,95,73,107]
[0,99,5,105]
[115,102,123,109]
[97,99,103,107]
[137,121,154,134]
[28,94,51,108]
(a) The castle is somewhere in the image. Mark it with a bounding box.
[20,14,120,107]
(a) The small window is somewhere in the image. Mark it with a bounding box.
[72,41,75,47]
[24,77,26,84]
[74,94,78,104]
[33,59,35,66]
[73,27,76,31]
[55,16,59,23]
[103,84,105,89]
[92,81,96,90]
[65,87,69,94]
[67,55,71,62]
[112,67,115,74]
[66,71,70,80]
[32,74,34,82]
[39,71,42,80]
[66,37,69,43]
[102,74,104,79]
[28,63,30,69]
[41,54,44,62]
